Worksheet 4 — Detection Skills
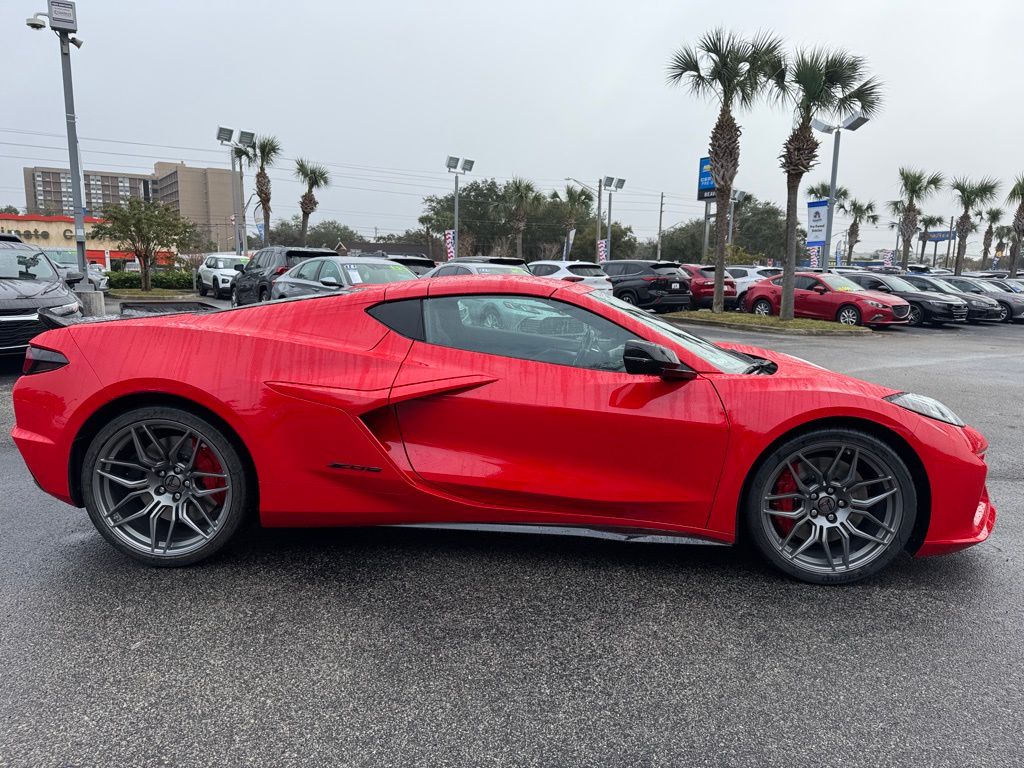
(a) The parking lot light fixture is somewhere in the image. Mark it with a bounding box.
[606,178,626,260]
[813,111,870,269]
[218,127,256,254]
[446,156,475,259]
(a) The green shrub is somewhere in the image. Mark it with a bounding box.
[107,271,140,288]
[106,269,195,290]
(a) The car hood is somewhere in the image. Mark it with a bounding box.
[892,289,964,305]
[953,291,999,306]
[0,278,75,310]
[715,341,898,397]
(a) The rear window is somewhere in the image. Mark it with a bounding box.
[285,250,334,267]
[477,265,530,275]
[699,267,718,278]
[214,257,246,270]
[568,264,607,277]
[653,266,687,275]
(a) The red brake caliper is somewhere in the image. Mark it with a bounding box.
[772,467,799,536]
[193,440,226,506]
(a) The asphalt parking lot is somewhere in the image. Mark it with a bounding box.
[1,320,1021,767]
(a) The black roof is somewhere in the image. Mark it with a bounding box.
[346,241,431,258]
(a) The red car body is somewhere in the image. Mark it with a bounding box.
[680,264,737,309]
[744,272,911,326]
[12,276,992,565]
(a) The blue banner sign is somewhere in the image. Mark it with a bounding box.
[697,157,716,201]
[925,230,955,242]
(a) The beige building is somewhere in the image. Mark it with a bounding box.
[23,162,237,252]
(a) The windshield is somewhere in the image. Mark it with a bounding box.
[879,275,918,292]
[592,291,749,373]
[478,265,530,275]
[970,280,1002,293]
[0,249,59,281]
[43,249,78,266]
[930,278,960,292]
[818,274,863,292]
[214,257,247,270]
[342,262,417,283]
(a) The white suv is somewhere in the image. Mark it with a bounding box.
[198,253,249,298]
[727,265,782,306]
[528,260,612,290]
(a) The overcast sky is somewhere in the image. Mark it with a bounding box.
[2,0,1021,257]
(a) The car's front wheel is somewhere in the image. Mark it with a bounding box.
[81,406,252,566]
[745,429,916,584]
[908,303,924,327]
[198,279,208,297]
[997,302,1011,323]
[837,304,861,326]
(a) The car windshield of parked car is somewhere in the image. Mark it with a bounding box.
[879,275,918,292]
[697,267,718,278]
[43,249,77,266]
[0,249,58,281]
[969,280,1002,293]
[818,274,863,292]
[568,264,607,277]
[930,278,962,292]
[591,290,750,373]
[340,262,417,284]
[214,257,247,270]
[477,265,530,275]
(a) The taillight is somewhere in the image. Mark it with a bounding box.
[642,276,660,282]
[561,276,585,282]
[275,266,288,275]
[23,346,69,375]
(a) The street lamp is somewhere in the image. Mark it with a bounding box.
[812,110,869,269]
[26,1,90,285]
[217,127,255,253]
[446,156,474,259]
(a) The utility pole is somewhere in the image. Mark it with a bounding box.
[701,201,713,262]
[945,216,955,269]
[594,177,603,262]
[656,192,664,260]
[453,172,459,257]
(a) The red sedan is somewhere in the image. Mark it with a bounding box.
[745,272,911,326]
[12,276,993,584]
[681,264,738,309]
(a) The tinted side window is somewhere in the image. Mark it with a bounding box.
[319,260,343,283]
[367,299,425,340]
[603,263,621,276]
[434,266,457,277]
[793,276,818,290]
[727,268,746,278]
[205,257,216,268]
[295,259,322,280]
[530,264,557,276]
[422,295,637,371]
[846,275,868,287]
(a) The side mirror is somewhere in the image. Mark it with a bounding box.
[320,276,341,288]
[875,284,891,292]
[65,270,85,285]
[623,340,697,381]
[813,285,828,294]
[234,263,245,272]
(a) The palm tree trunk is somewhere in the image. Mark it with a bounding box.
[980,225,993,270]
[780,173,801,321]
[709,106,740,313]
[516,228,524,261]
[847,220,860,263]
[954,211,971,275]
[918,228,928,261]
[1010,238,1021,278]
[898,206,917,271]
[256,169,272,246]
[299,214,310,246]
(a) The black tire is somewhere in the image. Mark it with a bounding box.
[258,287,270,303]
[997,302,1011,323]
[81,406,252,567]
[751,298,773,317]
[736,291,747,311]
[744,428,917,585]
[618,291,637,305]
[198,280,208,297]
[230,286,240,307]
[907,303,924,327]
[836,304,861,326]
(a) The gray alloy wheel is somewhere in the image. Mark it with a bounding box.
[752,299,772,317]
[908,304,924,327]
[746,429,916,584]
[997,303,1010,323]
[619,291,637,305]
[837,305,861,326]
[81,407,250,566]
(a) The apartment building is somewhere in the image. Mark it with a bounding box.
[23,166,152,216]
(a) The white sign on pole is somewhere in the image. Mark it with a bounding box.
[806,200,828,247]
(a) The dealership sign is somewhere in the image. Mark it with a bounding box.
[925,230,955,242]
[806,200,828,246]
[697,157,716,201]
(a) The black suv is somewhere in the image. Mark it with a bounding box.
[843,271,968,326]
[231,246,339,306]
[601,260,691,313]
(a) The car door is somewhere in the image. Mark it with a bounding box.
[389,292,729,528]
[198,257,214,288]
[279,258,323,299]
[236,250,263,303]
[792,275,822,317]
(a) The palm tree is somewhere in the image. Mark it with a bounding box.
[775,48,882,319]
[293,159,331,246]
[1004,175,1024,277]
[495,178,544,261]
[805,182,849,203]
[239,136,282,246]
[993,224,1014,269]
[667,29,785,312]
[917,214,945,263]
[978,208,1004,269]
[949,177,999,274]
[549,185,594,258]
[894,168,944,270]
[838,198,879,261]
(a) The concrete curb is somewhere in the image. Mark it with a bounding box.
[664,314,872,337]
[106,292,200,301]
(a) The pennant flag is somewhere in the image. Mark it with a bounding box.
[444,230,456,260]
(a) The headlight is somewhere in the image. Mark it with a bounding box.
[866,300,886,308]
[48,301,83,317]
[884,392,964,427]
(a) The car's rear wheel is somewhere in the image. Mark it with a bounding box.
[997,302,1011,323]
[752,298,773,316]
[258,287,270,303]
[837,305,861,326]
[736,291,747,311]
[619,291,637,305]
[745,429,916,584]
[908,303,924,327]
[81,406,251,566]
[230,286,240,307]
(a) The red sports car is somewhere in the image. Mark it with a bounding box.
[11,276,993,584]
[745,271,911,326]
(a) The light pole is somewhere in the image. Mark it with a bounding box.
[446,156,474,258]
[811,111,869,270]
[26,2,88,281]
[727,190,746,244]
[217,127,255,254]
[603,177,625,260]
